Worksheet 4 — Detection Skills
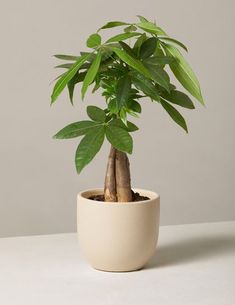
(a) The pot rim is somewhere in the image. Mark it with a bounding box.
[78,188,160,205]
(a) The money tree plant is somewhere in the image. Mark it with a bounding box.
[51,16,204,202]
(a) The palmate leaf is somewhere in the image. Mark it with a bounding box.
[75,125,105,173]
[163,44,204,104]
[105,125,133,154]
[53,121,102,139]
[81,51,102,100]
[116,75,131,109]
[119,41,136,57]
[112,48,152,79]
[160,99,188,132]
[87,106,106,122]
[51,53,90,104]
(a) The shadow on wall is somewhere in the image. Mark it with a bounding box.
[146,235,235,269]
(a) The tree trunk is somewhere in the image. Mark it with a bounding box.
[104,146,132,202]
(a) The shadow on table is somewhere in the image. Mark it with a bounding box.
[146,234,235,269]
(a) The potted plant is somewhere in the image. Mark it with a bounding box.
[51,16,204,272]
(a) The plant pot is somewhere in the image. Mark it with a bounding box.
[77,188,160,272]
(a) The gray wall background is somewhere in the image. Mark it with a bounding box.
[0,0,234,237]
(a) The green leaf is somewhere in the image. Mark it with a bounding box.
[136,22,167,35]
[67,72,86,104]
[108,99,118,114]
[116,75,131,109]
[131,72,160,102]
[144,56,175,66]
[160,99,188,132]
[124,25,137,32]
[144,63,170,92]
[109,119,139,132]
[126,100,141,113]
[55,63,73,69]
[133,33,147,54]
[51,54,90,104]
[81,51,102,99]
[75,125,105,173]
[163,44,204,104]
[99,21,129,31]
[54,54,79,61]
[159,37,188,52]
[87,33,101,48]
[119,41,136,57]
[106,32,141,43]
[53,121,101,139]
[136,15,149,23]
[105,125,133,154]
[87,105,106,122]
[112,48,152,79]
[139,37,157,59]
[161,90,195,109]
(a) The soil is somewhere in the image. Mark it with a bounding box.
[89,190,150,202]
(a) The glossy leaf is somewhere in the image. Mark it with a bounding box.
[139,37,157,59]
[119,41,136,57]
[159,37,188,52]
[144,63,170,92]
[136,22,167,36]
[161,99,188,132]
[126,100,141,113]
[87,33,101,48]
[106,32,140,43]
[112,48,152,79]
[87,105,106,122]
[105,125,133,154]
[144,56,174,66]
[81,51,102,99]
[99,21,129,31]
[53,121,101,139]
[133,33,147,54]
[109,119,138,132]
[163,44,204,104]
[51,53,90,104]
[161,90,195,109]
[131,72,160,102]
[75,126,105,173]
[116,75,131,109]
[108,99,118,114]
[67,72,86,104]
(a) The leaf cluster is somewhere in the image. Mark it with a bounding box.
[51,16,204,173]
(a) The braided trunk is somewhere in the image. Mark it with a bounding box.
[104,146,132,202]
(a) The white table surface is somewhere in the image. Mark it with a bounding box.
[0,222,234,305]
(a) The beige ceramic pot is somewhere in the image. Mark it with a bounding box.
[77,188,160,272]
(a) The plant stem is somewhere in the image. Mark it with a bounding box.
[115,150,132,202]
[104,146,117,202]
[104,145,132,202]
